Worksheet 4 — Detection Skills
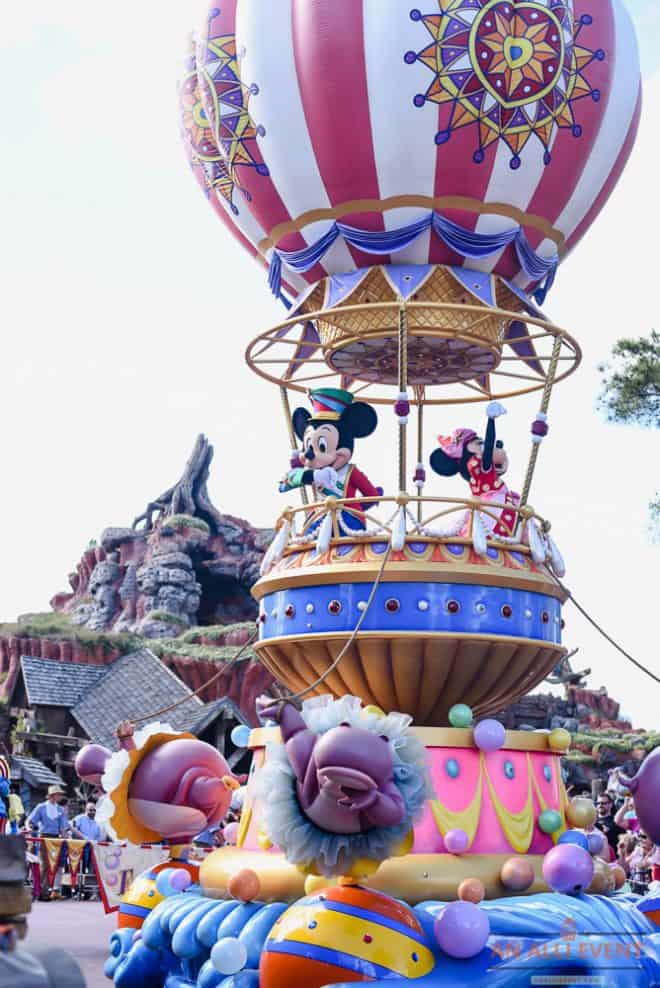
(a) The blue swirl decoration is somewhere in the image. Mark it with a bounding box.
[106,889,660,988]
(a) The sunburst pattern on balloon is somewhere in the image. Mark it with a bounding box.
[196,32,269,195]
[406,0,604,168]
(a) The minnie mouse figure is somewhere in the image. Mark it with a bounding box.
[430,401,520,538]
[280,388,382,533]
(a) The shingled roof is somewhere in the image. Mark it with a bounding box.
[11,756,64,789]
[72,649,203,749]
[181,697,248,737]
[20,656,107,708]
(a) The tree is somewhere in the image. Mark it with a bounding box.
[598,331,660,528]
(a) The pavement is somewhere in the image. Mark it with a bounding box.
[24,898,116,988]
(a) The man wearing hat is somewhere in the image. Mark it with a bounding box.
[27,786,69,900]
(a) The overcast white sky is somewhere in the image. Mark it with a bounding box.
[1,2,658,727]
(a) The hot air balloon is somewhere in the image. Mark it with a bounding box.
[179,0,640,726]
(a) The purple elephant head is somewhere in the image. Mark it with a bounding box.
[620,747,660,845]
[75,733,237,842]
[257,698,405,835]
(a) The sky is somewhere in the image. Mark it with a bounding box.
[1,2,658,728]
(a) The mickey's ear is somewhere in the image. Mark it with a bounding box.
[430,449,459,477]
[341,402,378,439]
[292,408,311,441]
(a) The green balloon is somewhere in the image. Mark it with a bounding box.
[539,809,563,835]
[449,704,474,728]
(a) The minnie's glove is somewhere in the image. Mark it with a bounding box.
[486,401,507,419]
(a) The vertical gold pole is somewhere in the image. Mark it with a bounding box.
[519,334,563,509]
[397,302,409,494]
[279,386,308,507]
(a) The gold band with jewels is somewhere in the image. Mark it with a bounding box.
[200,848,549,906]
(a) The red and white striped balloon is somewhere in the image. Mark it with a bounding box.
[180,0,641,299]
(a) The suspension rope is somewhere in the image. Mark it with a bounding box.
[519,333,563,508]
[276,544,393,705]
[280,385,308,507]
[131,629,260,726]
[397,302,409,494]
[552,572,660,686]
[416,400,424,524]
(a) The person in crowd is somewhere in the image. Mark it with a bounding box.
[617,832,637,875]
[7,785,24,835]
[594,792,625,855]
[628,832,654,895]
[71,802,104,876]
[27,786,69,900]
[615,795,640,833]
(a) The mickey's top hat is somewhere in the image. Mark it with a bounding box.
[308,388,355,423]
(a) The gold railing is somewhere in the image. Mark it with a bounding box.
[260,493,565,578]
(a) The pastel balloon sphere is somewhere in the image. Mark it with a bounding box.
[223,821,239,845]
[539,810,563,835]
[210,937,248,975]
[587,831,607,857]
[168,869,192,893]
[588,859,615,895]
[500,857,535,892]
[474,719,506,752]
[449,704,473,729]
[155,869,177,897]
[558,830,589,852]
[445,828,470,854]
[458,878,486,904]
[434,902,490,959]
[228,869,261,903]
[543,844,595,895]
[566,797,597,831]
[548,728,571,752]
[231,725,252,748]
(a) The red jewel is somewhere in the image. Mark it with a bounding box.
[285,604,295,618]
[501,604,513,618]
[363,934,373,944]
[447,600,460,614]
[561,619,566,629]
[259,614,266,624]
[328,600,342,615]
[385,598,400,613]
[542,611,550,624]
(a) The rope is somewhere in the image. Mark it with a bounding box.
[520,333,563,508]
[278,544,393,705]
[417,401,424,524]
[552,572,660,686]
[131,629,260,726]
[280,385,308,507]
[397,302,408,494]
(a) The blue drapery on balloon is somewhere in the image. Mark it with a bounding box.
[269,211,558,306]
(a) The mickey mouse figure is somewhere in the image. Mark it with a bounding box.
[430,401,520,537]
[280,388,382,533]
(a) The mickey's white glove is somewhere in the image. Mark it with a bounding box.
[486,401,507,419]
[314,467,340,492]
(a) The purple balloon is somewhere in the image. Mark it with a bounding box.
[445,828,470,854]
[434,901,491,959]
[619,747,660,845]
[168,868,192,892]
[542,844,594,895]
[474,719,506,752]
[587,830,607,857]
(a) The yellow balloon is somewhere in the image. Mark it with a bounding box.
[363,705,385,717]
[566,796,597,830]
[346,857,381,880]
[548,728,571,752]
[304,874,334,896]
[257,831,273,851]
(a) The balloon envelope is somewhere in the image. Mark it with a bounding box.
[182,0,641,301]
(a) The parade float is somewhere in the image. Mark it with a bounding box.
[96,2,660,986]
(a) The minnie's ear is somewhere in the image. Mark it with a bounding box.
[430,449,459,477]
[341,402,378,439]
[292,408,311,441]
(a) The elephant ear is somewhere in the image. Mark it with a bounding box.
[430,449,459,477]
[292,408,311,441]
[341,402,378,439]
